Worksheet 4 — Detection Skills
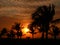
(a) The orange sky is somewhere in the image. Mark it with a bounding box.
[0,0,60,38]
[0,0,60,29]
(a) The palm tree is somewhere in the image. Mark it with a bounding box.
[30,6,45,39]
[41,4,55,39]
[30,4,55,39]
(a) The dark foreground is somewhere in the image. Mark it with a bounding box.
[0,38,60,45]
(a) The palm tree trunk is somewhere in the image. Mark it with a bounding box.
[46,30,48,39]
[17,30,19,39]
[32,34,34,39]
[42,31,44,39]
[54,35,56,40]
[46,23,49,39]
[41,24,44,39]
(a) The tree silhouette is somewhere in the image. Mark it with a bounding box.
[51,25,59,39]
[41,4,55,39]
[7,31,11,39]
[29,4,55,39]
[13,23,20,31]
[6,25,16,39]
[28,23,37,39]
[16,30,22,39]
[12,22,22,39]
[9,30,15,39]
[0,28,7,38]
[28,24,34,38]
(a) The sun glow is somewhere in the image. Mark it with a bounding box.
[22,27,30,34]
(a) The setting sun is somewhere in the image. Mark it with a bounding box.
[22,27,30,34]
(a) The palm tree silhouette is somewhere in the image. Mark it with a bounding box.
[29,4,55,39]
[41,4,55,39]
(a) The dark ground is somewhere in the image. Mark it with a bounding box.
[0,38,60,45]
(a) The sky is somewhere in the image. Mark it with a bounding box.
[0,0,60,30]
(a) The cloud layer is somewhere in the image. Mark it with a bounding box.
[0,0,60,29]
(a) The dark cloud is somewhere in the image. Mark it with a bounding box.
[0,0,50,8]
[0,0,60,20]
[17,0,47,2]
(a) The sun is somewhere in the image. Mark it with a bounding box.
[22,27,30,34]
